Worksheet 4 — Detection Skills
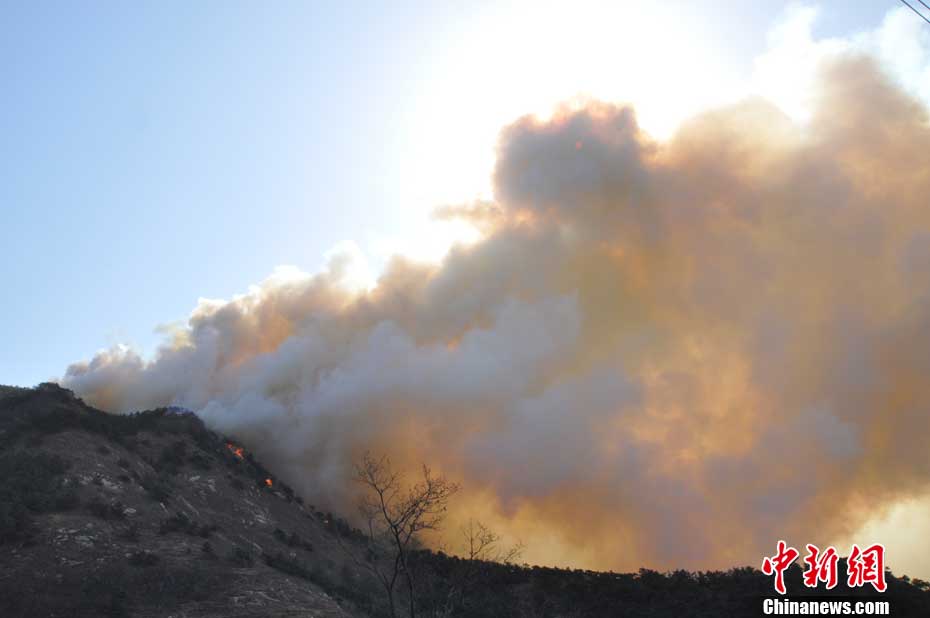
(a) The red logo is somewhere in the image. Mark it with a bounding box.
[763,541,886,594]
[847,543,887,593]
[802,544,839,589]
[762,540,799,595]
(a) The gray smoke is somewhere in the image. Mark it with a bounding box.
[63,55,930,572]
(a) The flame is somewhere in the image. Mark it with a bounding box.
[226,443,244,459]
[265,478,273,488]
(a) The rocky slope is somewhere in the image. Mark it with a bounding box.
[3,384,930,617]
[0,383,374,618]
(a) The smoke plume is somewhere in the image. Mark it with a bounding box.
[63,55,930,572]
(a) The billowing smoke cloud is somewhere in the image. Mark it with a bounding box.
[62,54,930,572]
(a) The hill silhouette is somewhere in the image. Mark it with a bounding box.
[1,384,928,617]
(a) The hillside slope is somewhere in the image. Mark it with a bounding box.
[3,384,930,617]
[0,383,374,618]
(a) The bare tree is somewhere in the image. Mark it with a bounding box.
[460,518,523,564]
[342,452,459,618]
[434,519,523,614]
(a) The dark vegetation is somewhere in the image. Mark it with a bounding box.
[0,450,78,543]
[159,511,218,537]
[0,383,212,448]
[274,526,315,551]
[2,383,930,617]
[2,561,224,618]
[140,475,173,502]
[263,550,381,612]
[120,522,141,542]
[227,545,255,567]
[86,495,127,520]
[0,384,354,617]
[128,549,160,567]
[406,554,930,617]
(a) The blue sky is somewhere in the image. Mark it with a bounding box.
[0,1,904,386]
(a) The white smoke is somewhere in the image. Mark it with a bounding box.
[62,8,930,574]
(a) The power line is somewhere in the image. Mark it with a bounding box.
[916,0,930,13]
[900,0,930,26]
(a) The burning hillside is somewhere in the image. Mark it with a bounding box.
[0,383,364,617]
[226,442,244,459]
[3,384,930,617]
[61,53,930,576]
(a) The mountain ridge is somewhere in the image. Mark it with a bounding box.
[1,382,371,617]
[2,383,930,617]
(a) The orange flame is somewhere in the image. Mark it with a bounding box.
[265,478,273,488]
[226,443,244,459]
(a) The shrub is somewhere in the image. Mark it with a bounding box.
[140,476,172,502]
[159,511,217,537]
[128,550,159,567]
[228,546,254,567]
[159,441,187,474]
[0,451,76,543]
[120,523,140,542]
[86,496,127,520]
[263,551,312,580]
[159,511,192,535]
[188,451,212,471]
[273,528,314,552]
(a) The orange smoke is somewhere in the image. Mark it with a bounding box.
[62,55,930,575]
